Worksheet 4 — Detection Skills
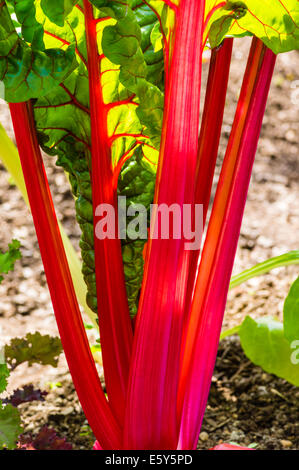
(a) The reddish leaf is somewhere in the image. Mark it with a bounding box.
[18,426,72,451]
[3,386,47,407]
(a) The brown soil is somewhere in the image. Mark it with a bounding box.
[0,39,298,449]
[199,338,299,450]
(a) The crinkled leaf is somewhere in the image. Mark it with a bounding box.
[0,3,78,102]
[101,0,164,148]
[0,239,21,284]
[118,149,156,316]
[132,0,164,84]
[0,402,22,450]
[5,332,62,370]
[239,316,299,386]
[33,1,160,315]
[3,385,48,407]
[283,276,299,343]
[209,1,299,54]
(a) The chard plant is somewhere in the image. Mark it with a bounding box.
[0,0,298,450]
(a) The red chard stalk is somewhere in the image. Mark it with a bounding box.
[9,101,121,450]
[124,0,206,450]
[185,37,234,314]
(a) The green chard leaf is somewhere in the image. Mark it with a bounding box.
[0,2,78,102]
[208,0,299,54]
[32,1,162,316]
[0,239,21,284]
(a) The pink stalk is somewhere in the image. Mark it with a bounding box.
[177,40,276,449]
[9,101,121,449]
[124,0,205,450]
[211,444,255,451]
[83,0,133,424]
[185,38,233,314]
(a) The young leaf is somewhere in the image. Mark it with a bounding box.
[283,276,299,344]
[5,333,62,370]
[239,316,299,387]
[230,251,299,289]
[0,240,21,284]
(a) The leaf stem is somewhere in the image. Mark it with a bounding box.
[83,0,133,425]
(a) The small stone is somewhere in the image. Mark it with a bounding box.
[61,406,74,416]
[25,422,35,432]
[199,432,209,442]
[280,440,292,448]
[257,385,269,397]
[230,430,245,442]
